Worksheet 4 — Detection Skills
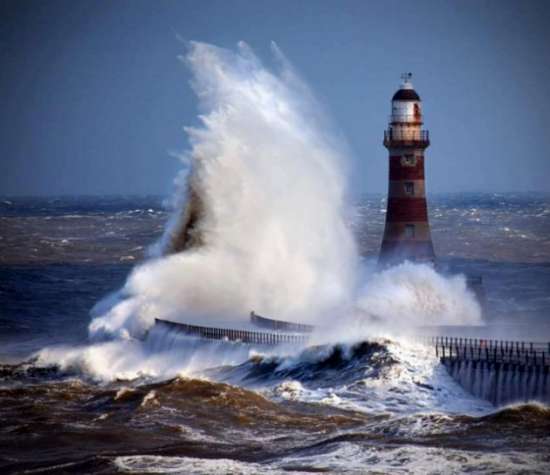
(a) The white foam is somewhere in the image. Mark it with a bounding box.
[353,261,482,329]
[265,337,492,416]
[273,442,547,474]
[113,438,548,474]
[114,455,276,474]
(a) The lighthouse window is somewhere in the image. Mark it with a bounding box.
[405,224,416,238]
[401,154,416,166]
[404,182,415,195]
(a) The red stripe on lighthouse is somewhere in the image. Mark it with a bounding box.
[389,156,425,180]
[385,198,429,222]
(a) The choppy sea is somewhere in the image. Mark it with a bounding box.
[1,193,550,474]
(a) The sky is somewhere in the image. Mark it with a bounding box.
[1,0,549,196]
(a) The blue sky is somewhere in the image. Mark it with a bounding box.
[1,0,549,196]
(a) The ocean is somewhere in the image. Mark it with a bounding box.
[1,193,549,474]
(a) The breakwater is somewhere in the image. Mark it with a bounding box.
[434,336,550,406]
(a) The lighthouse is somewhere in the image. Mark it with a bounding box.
[379,73,436,267]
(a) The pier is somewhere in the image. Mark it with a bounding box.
[433,336,550,406]
[154,316,550,406]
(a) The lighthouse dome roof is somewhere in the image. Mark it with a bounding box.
[392,88,420,101]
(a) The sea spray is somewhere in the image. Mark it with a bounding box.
[304,261,482,348]
[89,41,357,340]
[353,261,482,328]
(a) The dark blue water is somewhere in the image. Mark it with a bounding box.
[1,194,549,474]
[0,196,165,358]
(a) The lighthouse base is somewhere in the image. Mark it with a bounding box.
[378,241,436,269]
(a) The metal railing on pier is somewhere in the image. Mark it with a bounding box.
[430,335,550,367]
[155,318,309,346]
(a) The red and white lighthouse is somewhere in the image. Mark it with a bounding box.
[379,73,436,267]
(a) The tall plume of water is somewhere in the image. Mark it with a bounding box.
[89,41,357,340]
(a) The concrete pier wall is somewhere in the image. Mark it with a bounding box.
[442,358,550,406]
[434,336,550,406]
